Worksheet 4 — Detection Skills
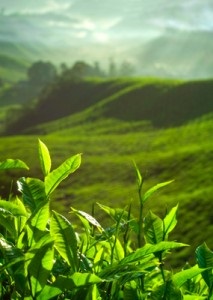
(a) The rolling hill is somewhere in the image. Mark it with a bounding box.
[0,76,212,266]
[0,53,28,82]
[0,41,36,82]
[4,77,213,134]
[0,39,58,83]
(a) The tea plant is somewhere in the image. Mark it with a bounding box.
[0,140,212,299]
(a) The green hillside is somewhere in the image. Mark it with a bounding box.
[0,41,49,82]
[4,77,213,134]
[0,54,28,82]
[0,41,34,82]
[0,77,212,265]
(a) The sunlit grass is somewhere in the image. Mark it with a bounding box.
[0,75,212,266]
[0,114,212,266]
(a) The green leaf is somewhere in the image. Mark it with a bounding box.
[173,265,206,288]
[72,208,103,231]
[45,153,81,196]
[151,281,182,300]
[38,139,51,177]
[163,204,178,239]
[50,211,78,271]
[26,202,50,246]
[71,209,91,236]
[28,233,54,252]
[0,253,28,295]
[0,198,27,239]
[196,243,213,288]
[37,285,62,300]
[97,202,128,223]
[0,236,23,261]
[0,213,17,237]
[28,240,54,297]
[93,247,104,273]
[142,180,174,204]
[85,284,101,300]
[0,159,29,170]
[29,201,50,232]
[17,177,47,212]
[113,237,125,261]
[144,211,163,244]
[124,280,141,300]
[120,241,188,265]
[53,273,102,290]
[99,262,147,281]
[182,296,206,300]
[0,254,26,273]
[0,199,27,217]
[133,161,143,189]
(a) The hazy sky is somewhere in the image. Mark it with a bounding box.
[1,0,213,77]
[1,0,213,42]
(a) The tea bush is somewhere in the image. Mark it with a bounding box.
[0,140,212,299]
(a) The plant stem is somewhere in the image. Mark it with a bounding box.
[208,283,213,299]
[158,252,168,299]
[138,180,143,248]
[123,203,131,256]
[110,211,124,264]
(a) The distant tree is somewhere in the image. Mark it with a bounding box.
[108,59,117,78]
[60,62,68,75]
[60,60,105,81]
[71,61,88,78]
[71,61,96,78]
[27,61,57,86]
[119,60,135,77]
[93,61,105,77]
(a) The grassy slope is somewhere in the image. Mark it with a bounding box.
[0,54,28,82]
[8,77,212,134]
[5,78,139,133]
[0,117,212,266]
[0,40,45,82]
[0,77,212,265]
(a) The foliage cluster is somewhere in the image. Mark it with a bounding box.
[0,140,212,299]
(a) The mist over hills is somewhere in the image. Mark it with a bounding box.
[0,0,213,80]
[136,30,213,78]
